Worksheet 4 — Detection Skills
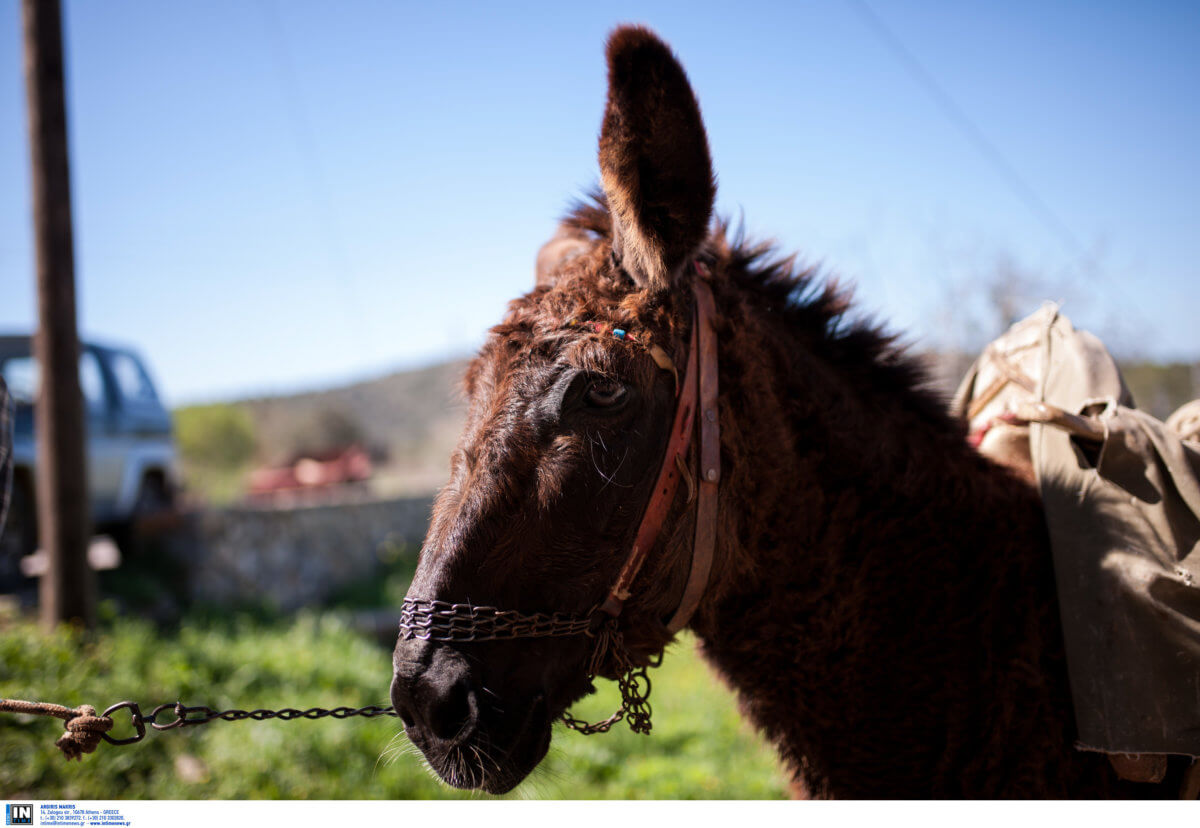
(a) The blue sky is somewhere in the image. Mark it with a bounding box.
[1,1,1196,404]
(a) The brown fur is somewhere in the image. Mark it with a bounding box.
[391,25,1172,798]
[599,26,715,291]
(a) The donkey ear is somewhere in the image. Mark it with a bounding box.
[599,26,715,291]
[535,228,592,289]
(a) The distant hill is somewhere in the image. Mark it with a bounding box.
[236,359,470,496]
[190,351,1196,502]
[1119,361,1200,420]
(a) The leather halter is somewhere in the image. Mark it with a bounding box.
[399,267,720,643]
[599,268,720,634]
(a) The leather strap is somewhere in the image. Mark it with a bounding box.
[599,272,720,636]
[600,307,699,618]
[667,278,719,632]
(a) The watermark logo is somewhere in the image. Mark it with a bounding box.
[4,804,33,826]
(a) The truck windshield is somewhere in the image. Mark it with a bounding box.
[0,352,108,412]
[0,357,37,405]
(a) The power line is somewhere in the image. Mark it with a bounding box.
[845,0,1091,269]
[257,0,384,361]
[844,0,1160,352]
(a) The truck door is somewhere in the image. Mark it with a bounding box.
[81,347,124,521]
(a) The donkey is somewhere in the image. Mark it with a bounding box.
[391,25,1164,798]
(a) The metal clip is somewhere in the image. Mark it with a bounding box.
[149,702,214,730]
[148,702,185,730]
[100,701,146,745]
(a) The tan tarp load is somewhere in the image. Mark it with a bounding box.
[954,305,1200,757]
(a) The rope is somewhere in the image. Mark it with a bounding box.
[0,698,113,760]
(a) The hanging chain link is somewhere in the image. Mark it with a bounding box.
[559,617,656,735]
[558,664,653,735]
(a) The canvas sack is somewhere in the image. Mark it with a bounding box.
[954,306,1200,757]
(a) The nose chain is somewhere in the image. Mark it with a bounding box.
[397,599,594,641]
[397,599,656,734]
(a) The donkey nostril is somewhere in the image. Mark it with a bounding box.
[426,679,477,743]
[390,674,417,730]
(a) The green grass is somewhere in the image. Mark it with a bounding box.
[0,604,786,800]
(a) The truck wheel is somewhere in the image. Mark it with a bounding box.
[0,476,36,591]
[133,474,172,519]
[116,474,173,557]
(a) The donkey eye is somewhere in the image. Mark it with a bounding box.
[584,379,628,408]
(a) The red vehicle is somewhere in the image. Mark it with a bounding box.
[246,444,372,501]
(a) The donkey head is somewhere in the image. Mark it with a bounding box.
[390,26,718,793]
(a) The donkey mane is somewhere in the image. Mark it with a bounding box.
[525,190,955,432]
[556,192,954,437]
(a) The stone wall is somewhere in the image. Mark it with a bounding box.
[175,495,433,611]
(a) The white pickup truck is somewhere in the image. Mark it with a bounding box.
[0,335,177,590]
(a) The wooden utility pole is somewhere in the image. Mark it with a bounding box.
[22,0,94,630]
